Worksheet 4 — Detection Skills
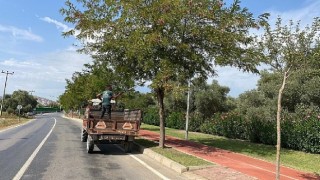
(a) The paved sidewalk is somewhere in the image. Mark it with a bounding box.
[139,130,319,180]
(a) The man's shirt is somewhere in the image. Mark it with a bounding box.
[101,90,113,106]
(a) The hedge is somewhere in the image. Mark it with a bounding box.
[143,107,320,153]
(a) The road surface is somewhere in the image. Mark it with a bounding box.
[0,113,188,180]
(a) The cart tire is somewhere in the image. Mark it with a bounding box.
[81,128,88,142]
[123,142,133,153]
[86,136,94,153]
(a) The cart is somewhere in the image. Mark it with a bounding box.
[81,107,142,153]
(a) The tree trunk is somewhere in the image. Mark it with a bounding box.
[156,87,165,148]
[276,70,289,180]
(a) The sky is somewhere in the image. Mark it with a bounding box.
[0,0,320,101]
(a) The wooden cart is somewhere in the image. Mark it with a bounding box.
[81,108,142,153]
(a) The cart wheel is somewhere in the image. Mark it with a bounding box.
[81,128,88,142]
[123,142,133,153]
[86,136,94,153]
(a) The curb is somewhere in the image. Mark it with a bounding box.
[133,142,188,174]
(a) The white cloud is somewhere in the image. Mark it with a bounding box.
[0,24,43,42]
[0,48,92,100]
[267,0,320,26]
[40,17,72,32]
[211,66,260,97]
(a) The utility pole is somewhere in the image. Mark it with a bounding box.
[29,90,35,95]
[0,70,14,116]
[185,79,191,140]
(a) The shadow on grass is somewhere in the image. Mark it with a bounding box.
[300,173,320,180]
[135,138,173,149]
[141,126,159,132]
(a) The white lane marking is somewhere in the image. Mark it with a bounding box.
[129,154,171,180]
[13,118,57,180]
[114,145,170,180]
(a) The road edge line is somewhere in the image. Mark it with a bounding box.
[13,118,57,180]
[129,154,171,180]
[114,145,170,180]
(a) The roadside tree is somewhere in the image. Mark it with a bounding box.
[258,17,320,179]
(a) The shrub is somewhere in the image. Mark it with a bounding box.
[166,112,185,129]
[199,120,215,134]
[281,105,320,153]
[198,112,248,140]
[219,113,247,139]
[282,111,320,153]
[258,120,276,145]
[143,107,160,126]
[188,112,206,132]
[6,107,14,115]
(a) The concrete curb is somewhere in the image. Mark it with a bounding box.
[133,142,189,174]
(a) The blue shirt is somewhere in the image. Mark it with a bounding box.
[101,90,113,106]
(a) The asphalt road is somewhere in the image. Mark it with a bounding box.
[0,113,188,180]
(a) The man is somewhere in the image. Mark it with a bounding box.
[98,85,122,119]
[85,100,94,119]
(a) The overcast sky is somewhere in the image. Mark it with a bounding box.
[0,0,320,100]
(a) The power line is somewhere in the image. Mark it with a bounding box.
[0,70,14,116]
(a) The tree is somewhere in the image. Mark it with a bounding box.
[121,92,156,111]
[257,69,320,112]
[3,90,37,114]
[194,80,230,118]
[61,0,268,148]
[258,17,320,180]
[59,62,134,111]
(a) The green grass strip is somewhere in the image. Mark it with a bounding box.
[135,138,213,167]
[141,124,320,174]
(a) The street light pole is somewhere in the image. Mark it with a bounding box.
[0,70,14,116]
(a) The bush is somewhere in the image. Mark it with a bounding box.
[284,117,320,153]
[199,120,215,134]
[258,120,276,145]
[166,112,185,129]
[6,107,14,115]
[198,113,248,140]
[143,107,160,126]
[282,106,320,153]
[198,107,320,153]
[188,113,206,132]
[219,113,247,139]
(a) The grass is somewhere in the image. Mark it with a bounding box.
[141,123,320,174]
[135,138,213,167]
[0,114,29,130]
